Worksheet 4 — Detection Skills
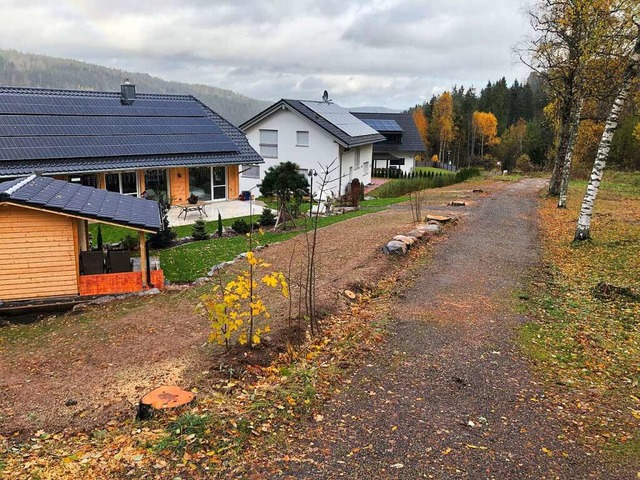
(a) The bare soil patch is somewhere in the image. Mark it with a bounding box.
[0,181,497,437]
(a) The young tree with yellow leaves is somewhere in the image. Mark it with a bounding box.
[472,111,499,157]
[202,252,289,349]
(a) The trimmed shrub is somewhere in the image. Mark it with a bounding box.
[231,219,251,234]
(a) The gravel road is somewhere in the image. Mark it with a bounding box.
[264,178,631,479]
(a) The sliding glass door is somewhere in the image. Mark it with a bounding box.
[188,166,226,201]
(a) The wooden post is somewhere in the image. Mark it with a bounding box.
[139,231,148,288]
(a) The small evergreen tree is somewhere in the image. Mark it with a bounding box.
[192,219,208,240]
[259,207,277,227]
[217,212,223,237]
[96,225,103,250]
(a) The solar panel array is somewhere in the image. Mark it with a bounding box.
[0,91,239,162]
[361,118,403,133]
[0,94,205,117]
[300,101,380,138]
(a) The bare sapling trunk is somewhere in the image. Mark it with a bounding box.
[574,31,640,241]
[304,160,338,335]
[558,99,583,208]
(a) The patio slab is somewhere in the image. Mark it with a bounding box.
[167,199,266,227]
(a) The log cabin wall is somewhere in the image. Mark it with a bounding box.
[0,204,79,301]
[169,167,189,203]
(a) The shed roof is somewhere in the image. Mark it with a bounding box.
[0,86,262,177]
[240,99,385,148]
[351,112,427,153]
[0,175,162,232]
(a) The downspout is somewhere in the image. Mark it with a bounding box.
[338,145,343,195]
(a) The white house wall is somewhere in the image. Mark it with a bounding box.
[340,144,372,194]
[241,108,339,196]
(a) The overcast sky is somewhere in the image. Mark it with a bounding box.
[0,0,533,109]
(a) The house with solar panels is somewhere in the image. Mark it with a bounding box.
[239,98,385,197]
[0,82,263,205]
[351,112,428,175]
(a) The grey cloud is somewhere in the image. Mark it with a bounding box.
[0,0,533,109]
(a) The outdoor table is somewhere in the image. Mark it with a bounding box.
[176,201,208,220]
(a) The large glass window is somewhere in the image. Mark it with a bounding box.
[71,174,98,188]
[259,129,278,158]
[144,169,168,202]
[106,171,138,196]
[188,167,212,201]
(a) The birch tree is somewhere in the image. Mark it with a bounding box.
[518,0,638,196]
[574,28,640,241]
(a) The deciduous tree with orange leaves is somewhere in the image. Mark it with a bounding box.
[412,109,429,156]
[431,92,455,163]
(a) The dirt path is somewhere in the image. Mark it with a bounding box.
[258,179,630,479]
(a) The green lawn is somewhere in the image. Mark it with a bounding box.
[158,205,388,282]
[87,196,408,283]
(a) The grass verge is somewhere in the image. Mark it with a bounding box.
[520,171,640,458]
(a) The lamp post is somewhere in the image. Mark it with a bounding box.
[248,184,260,251]
[307,169,318,216]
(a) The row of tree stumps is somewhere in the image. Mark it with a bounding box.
[382,215,452,255]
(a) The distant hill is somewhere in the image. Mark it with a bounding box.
[0,50,271,125]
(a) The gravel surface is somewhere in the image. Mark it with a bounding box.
[261,179,632,479]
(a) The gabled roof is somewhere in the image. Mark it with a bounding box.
[0,86,263,177]
[0,175,162,232]
[239,99,385,148]
[351,112,427,153]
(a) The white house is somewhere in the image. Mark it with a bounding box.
[351,112,428,176]
[239,99,385,198]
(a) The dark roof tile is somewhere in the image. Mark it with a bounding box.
[351,112,427,153]
[0,175,161,232]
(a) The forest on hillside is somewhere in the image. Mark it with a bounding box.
[410,73,640,175]
[0,50,271,125]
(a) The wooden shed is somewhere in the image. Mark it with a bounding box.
[0,175,163,305]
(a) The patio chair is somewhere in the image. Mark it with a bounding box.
[107,250,132,273]
[80,250,105,275]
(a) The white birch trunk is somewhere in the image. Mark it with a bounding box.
[558,99,583,208]
[574,33,640,241]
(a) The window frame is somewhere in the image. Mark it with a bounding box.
[259,129,278,158]
[296,130,309,147]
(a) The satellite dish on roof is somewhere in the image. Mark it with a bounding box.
[322,90,331,103]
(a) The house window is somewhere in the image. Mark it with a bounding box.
[71,174,98,188]
[354,148,361,169]
[241,164,260,178]
[296,131,309,147]
[363,161,369,173]
[259,129,278,158]
[390,159,406,166]
[106,171,138,196]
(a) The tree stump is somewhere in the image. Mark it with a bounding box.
[425,214,452,223]
[137,385,195,420]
